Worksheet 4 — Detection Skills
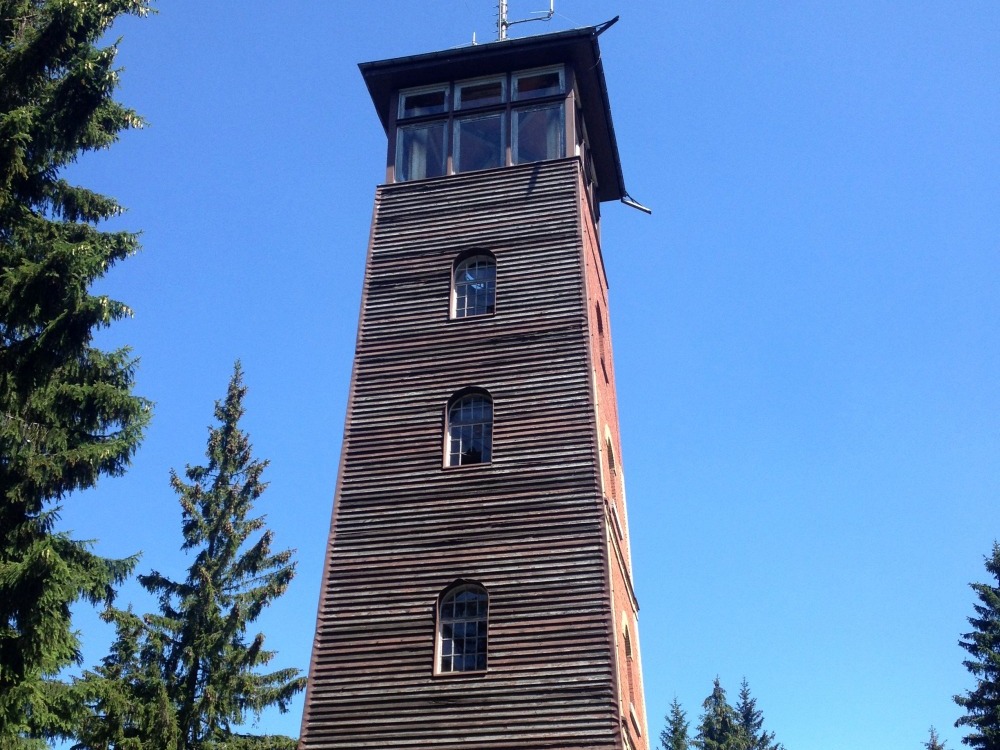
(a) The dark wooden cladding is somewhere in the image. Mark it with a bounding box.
[300,159,622,749]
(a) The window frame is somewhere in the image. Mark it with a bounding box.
[453,111,506,173]
[455,75,506,110]
[451,251,497,320]
[512,65,565,101]
[435,582,489,676]
[444,389,494,468]
[392,65,568,182]
[596,302,610,383]
[398,83,450,118]
[621,611,639,733]
[395,119,447,182]
[512,101,566,165]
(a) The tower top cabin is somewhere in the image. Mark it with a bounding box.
[360,19,627,214]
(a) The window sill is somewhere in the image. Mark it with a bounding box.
[434,668,488,679]
[442,461,493,472]
[448,311,497,322]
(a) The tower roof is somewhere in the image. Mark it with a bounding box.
[359,20,627,202]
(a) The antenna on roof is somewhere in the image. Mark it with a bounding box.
[498,0,555,41]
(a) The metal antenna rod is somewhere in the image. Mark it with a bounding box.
[498,0,554,41]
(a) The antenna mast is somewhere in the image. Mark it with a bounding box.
[498,0,555,41]
[497,0,507,40]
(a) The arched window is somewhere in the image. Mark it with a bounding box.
[446,390,493,466]
[452,254,496,318]
[596,303,610,383]
[623,617,635,704]
[437,583,488,673]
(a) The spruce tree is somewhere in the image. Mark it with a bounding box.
[925,726,948,750]
[735,679,784,750]
[661,697,691,750]
[955,542,1000,750]
[72,607,179,749]
[138,364,304,749]
[0,0,151,741]
[694,678,744,750]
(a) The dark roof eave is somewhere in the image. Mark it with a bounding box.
[586,33,627,203]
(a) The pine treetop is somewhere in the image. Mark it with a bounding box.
[954,542,1000,750]
[661,696,690,750]
[695,678,743,750]
[736,678,784,750]
[137,364,304,748]
[925,725,948,750]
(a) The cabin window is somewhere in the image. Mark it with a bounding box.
[513,66,564,100]
[399,84,449,117]
[452,253,496,318]
[394,65,566,182]
[446,391,493,466]
[437,583,488,673]
[454,113,505,173]
[457,77,505,109]
[513,103,564,164]
[397,121,447,181]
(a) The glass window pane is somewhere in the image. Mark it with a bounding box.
[513,104,564,164]
[454,114,504,173]
[447,393,493,466]
[399,86,448,117]
[396,121,446,182]
[458,78,505,109]
[460,438,483,465]
[454,256,496,319]
[439,586,488,673]
[514,68,563,100]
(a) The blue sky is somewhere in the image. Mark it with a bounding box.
[62,2,999,747]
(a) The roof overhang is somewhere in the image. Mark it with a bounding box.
[359,22,627,203]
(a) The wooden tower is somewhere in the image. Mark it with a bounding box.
[300,21,649,750]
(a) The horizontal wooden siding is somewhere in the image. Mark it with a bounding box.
[301,160,617,749]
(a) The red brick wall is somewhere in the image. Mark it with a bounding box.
[580,181,650,750]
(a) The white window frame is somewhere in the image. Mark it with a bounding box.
[395,120,447,182]
[512,65,565,101]
[451,253,497,319]
[436,583,489,675]
[392,65,567,183]
[445,391,494,467]
[455,75,506,110]
[398,83,450,119]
